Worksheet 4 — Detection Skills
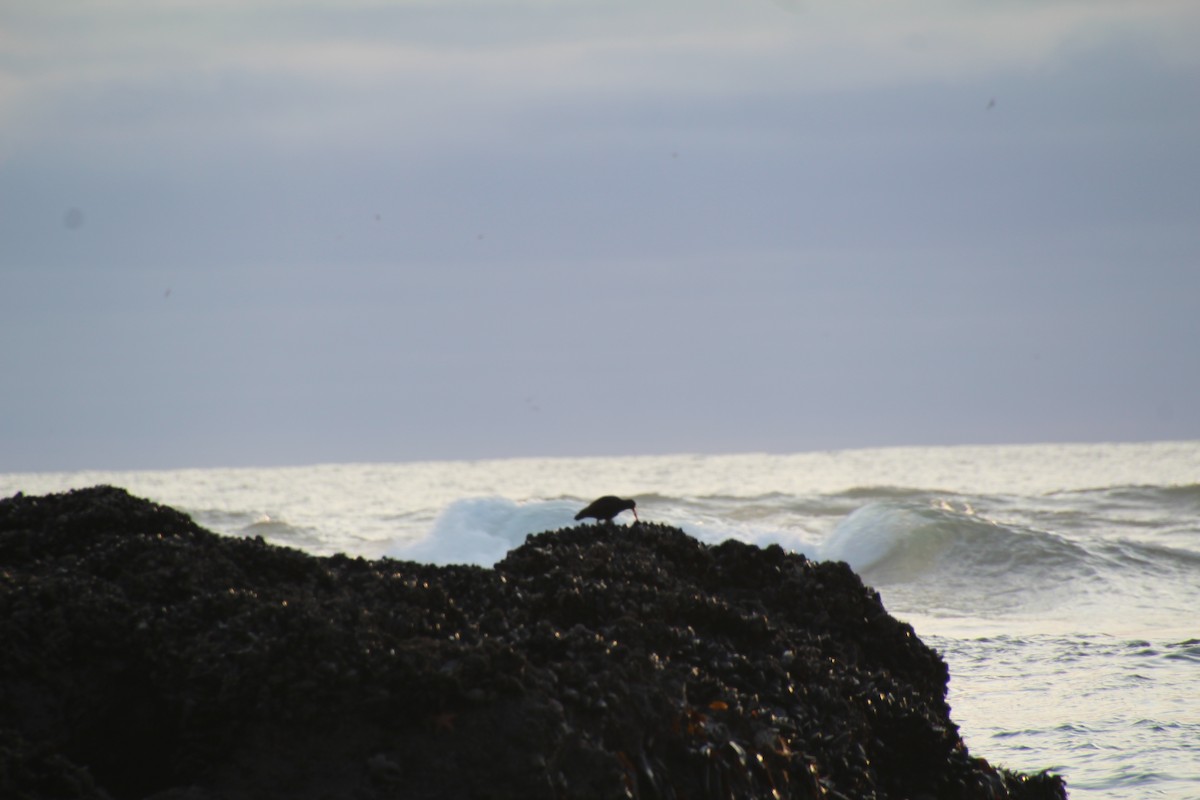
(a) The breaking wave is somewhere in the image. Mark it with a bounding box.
[820,501,1094,582]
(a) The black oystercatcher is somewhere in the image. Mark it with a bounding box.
[574,496,638,524]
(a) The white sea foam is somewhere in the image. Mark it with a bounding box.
[393,497,581,566]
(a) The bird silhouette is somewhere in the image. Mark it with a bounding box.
[574,496,638,524]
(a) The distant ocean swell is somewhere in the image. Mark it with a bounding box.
[180,484,1200,623]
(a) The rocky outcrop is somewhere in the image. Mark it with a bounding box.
[0,486,1066,799]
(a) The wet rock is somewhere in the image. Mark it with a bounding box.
[0,486,1067,800]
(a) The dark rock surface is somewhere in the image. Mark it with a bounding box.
[0,486,1067,800]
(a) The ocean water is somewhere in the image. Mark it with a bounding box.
[4,441,1199,798]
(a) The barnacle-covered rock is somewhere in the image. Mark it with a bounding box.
[0,486,1067,800]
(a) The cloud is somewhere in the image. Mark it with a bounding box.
[8,0,1196,155]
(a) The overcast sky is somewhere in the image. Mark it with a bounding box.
[3,0,1199,472]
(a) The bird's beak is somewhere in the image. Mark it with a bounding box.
[633,509,639,521]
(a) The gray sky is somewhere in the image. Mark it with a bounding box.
[3,0,1199,471]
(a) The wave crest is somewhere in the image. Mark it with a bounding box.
[388,497,582,566]
[820,501,1092,584]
